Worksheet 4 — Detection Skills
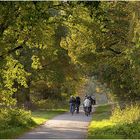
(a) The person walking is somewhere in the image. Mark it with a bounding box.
[75,96,81,113]
[69,95,76,115]
[88,95,94,114]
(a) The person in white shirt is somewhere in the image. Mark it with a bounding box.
[83,98,91,107]
[83,96,91,116]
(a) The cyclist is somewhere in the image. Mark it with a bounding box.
[83,96,91,116]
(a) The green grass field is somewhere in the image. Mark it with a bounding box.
[0,109,66,139]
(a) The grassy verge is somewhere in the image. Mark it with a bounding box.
[0,109,67,139]
[32,109,67,125]
[88,104,140,139]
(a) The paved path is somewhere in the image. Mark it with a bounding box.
[19,111,92,139]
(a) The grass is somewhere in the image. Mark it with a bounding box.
[0,109,67,139]
[88,104,140,139]
[32,109,67,125]
[88,105,116,139]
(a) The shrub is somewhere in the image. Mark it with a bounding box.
[88,104,140,139]
[109,104,140,138]
[33,99,68,109]
[0,108,35,130]
[111,104,140,124]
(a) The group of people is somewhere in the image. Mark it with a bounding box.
[69,95,96,116]
[69,96,81,115]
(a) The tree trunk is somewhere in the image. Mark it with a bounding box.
[24,79,32,110]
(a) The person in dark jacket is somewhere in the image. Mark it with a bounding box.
[87,95,96,114]
[69,95,76,115]
[75,96,81,113]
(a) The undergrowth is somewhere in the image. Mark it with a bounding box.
[88,104,140,139]
[0,108,66,139]
[0,108,35,139]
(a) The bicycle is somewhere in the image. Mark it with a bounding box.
[84,106,90,116]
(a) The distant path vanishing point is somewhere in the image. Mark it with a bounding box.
[19,111,92,139]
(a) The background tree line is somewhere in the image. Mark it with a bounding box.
[0,1,140,110]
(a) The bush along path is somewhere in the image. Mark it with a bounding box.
[0,109,66,139]
[88,104,140,139]
[19,111,92,139]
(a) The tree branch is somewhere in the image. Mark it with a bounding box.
[42,59,58,68]
[106,47,122,54]
[0,36,29,59]
[104,41,122,55]
[0,45,23,59]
